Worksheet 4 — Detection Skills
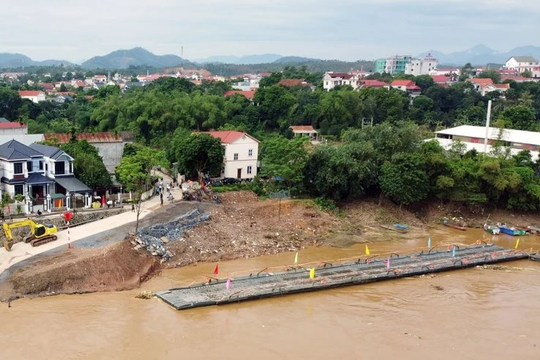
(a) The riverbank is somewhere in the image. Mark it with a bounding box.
[2,190,540,302]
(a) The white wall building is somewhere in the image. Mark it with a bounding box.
[323,72,360,91]
[405,54,439,76]
[504,56,539,73]
[204,131,259,179]
[18,90,45,103]
[433,125,540,160]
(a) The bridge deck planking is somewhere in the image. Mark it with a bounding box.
[157,245,531,310]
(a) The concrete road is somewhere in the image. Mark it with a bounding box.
[0,171,183,275]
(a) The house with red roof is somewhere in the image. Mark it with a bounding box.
[390,80,421,94]
[278,79,314,89]
[359,80,390,89]
[431,75,454,87]
[201,131,259,179]
[224,90,256,100]
[44,131,134,173]
[0,121,27,136]
[18,90,45,103]
[467,78,510,96]
[289,125,319,143]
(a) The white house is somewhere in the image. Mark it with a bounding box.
[323,72,360,91]
[18,90,45,103]
[44,131,134,173]
[203,131,259,179]
[433,125,540,160]
[290,125,319,143]
[504,56,539,73]
[405,54,439,76]
[0,140,91,214]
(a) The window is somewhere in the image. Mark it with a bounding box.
[55,162,65,175]
[14,185,23,196]
[45,164,48,172]
[14,163,23,174]
[247,166,252,174]
[39,161,43,170]
[234,153,238,160]
[248,149,253,157]
[27,161,32,172]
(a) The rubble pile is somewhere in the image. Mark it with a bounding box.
[131,209,210,262]
[181,181,221,203]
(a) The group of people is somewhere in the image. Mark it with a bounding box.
[156,179,176,206]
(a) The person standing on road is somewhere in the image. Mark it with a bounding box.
[160,192,164,206]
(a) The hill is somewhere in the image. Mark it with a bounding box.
[274,56,317,64]
[0,53,75,69]
[81,47,192,69]
[418,44,540,65]
[194,54,283,64]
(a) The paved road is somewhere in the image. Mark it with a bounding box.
[0,171,183,276]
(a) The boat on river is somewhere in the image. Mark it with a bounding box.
[498,225,527,236]
[443,218,466,231]
[483,223,500,235]
[380,225,408,233]
[527,225,540,235]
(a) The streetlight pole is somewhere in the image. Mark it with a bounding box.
[484,100,492,153]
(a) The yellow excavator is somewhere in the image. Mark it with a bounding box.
[2,219,58,251]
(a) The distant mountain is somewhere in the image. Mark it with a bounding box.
[194,54,283,64]
[0,53,75,68]
[35,59,76,66]
[274,56,317,64]
[81,47,191,69]
[418,44,540,65]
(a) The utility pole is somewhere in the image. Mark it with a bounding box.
[484,100,492,153]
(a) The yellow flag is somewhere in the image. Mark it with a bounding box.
[515,238,520,249]
[309,268,315,279]
[365,245,370,255]
[294,252,298,264]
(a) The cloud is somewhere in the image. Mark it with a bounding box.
[0,0,538,62]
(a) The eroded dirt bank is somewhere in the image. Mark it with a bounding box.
[2,191,539,302]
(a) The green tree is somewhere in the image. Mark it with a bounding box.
[0,87,23,120]
[380,153,430,206]
[259,136,309,192]
[60,140,112,189]
[172,133,225,181]
[116,146,167,232]
[303,142,378,200]
[500,105,536,130]
[477,70,501,84]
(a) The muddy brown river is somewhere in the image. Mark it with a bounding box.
[1,228,539,359]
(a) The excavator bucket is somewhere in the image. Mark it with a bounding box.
[4,239,12,252]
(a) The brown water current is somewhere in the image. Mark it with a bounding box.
[1,227,539,360]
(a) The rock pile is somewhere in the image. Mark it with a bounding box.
[131,209,210,262]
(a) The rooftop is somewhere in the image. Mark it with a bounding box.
[0,122,26,129]
[436,125,540,146]
[290,125,317,133]
[44,132,124,144]
[224,90,255,100]
[18,90,43,97]
[278,79,313,87]
[509,56,538,63]
[203,131,259,144]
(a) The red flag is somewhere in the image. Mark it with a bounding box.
[213,264,219,275]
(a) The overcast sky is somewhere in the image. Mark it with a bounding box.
[1,0,539,63]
